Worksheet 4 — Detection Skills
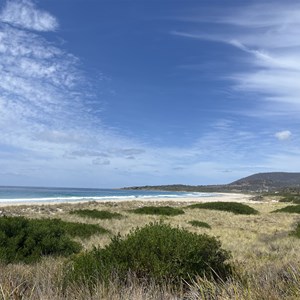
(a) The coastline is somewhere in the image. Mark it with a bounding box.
[0,193,256,208]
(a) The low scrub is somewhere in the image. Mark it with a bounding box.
[61,220,109,238]
[66,222,231,285]
[188,220,211,229]
[70,209,122,220]
[186,202,258,215]
[0,217,81,264]
[273,205,300,214]
[0,217,108,264]
[279,195,300,204]
[130,206,184,216]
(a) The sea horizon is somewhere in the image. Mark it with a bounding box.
[0,185,220,204]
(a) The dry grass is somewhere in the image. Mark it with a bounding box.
[1,197,300,299]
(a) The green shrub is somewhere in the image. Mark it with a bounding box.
[0,217,81,264]
[70,209,122,220]
[188,220,211,229]
[66,222,231,285]
[0,217,109,264]
[61,221,109,238]
[186,202,258,215]
[273,205,300,214]
[279,195,300,204]
[130,206,184,216]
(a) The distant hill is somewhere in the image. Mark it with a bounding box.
[229,172,300,192]
[123,172,300,193]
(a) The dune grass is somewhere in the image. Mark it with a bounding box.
[70,209,123,220]
[186,201,259,215]
[291,223,300,238]
[130,205,185,216]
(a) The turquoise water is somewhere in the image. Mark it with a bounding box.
[0,186,218,204]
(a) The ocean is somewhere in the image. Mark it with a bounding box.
[0,186,218,204]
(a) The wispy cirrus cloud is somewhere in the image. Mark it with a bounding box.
[0,0,150,186]
[0,0,58,31]
[172,1,300,114]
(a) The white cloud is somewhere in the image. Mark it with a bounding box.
[275,130,292,141]
[172,2,300,114]
[0,0,58,32]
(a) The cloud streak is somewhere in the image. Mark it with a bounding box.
[0,0,58,31]
[172,1,300,114]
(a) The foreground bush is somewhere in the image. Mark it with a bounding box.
[70,209,123,220]
[130,206,184,216]
[0,217,108,264]
[67,222,231,285]
[273,205,300,214]
[187,202,258,215]
[188,220,211,229]
[0,217,81,264]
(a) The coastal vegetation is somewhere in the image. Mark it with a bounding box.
[273,204,300,214]
[1,197,300,299]
[0,217,108,264]
[291,223,300,238]
[186,201,259,215]
[279,195,300,204]
[66,222,231,286]
[70,209,123,220]
[130,205,185,216]
[188,220,211,229]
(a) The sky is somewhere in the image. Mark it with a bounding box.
[0,0,300,188]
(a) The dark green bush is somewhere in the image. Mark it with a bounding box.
[0,217,108,264]
[67,222,231,285]
[279,195,300,204]
[61,221,109,238]
[70,209,122,220]
[0,217,81,264]
[130,206,184,216]
[273,205,300,214]
[186,202,258,215]
[188,220,211,229]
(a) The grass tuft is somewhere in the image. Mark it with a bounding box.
[291,223,300,238]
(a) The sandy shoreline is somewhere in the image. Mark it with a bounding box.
[0,193,257,208]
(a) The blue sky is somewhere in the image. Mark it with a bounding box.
[0,0,300,188]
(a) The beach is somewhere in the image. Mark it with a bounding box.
[0,192,256,208]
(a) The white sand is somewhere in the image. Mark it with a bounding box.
[0,193,257,207]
